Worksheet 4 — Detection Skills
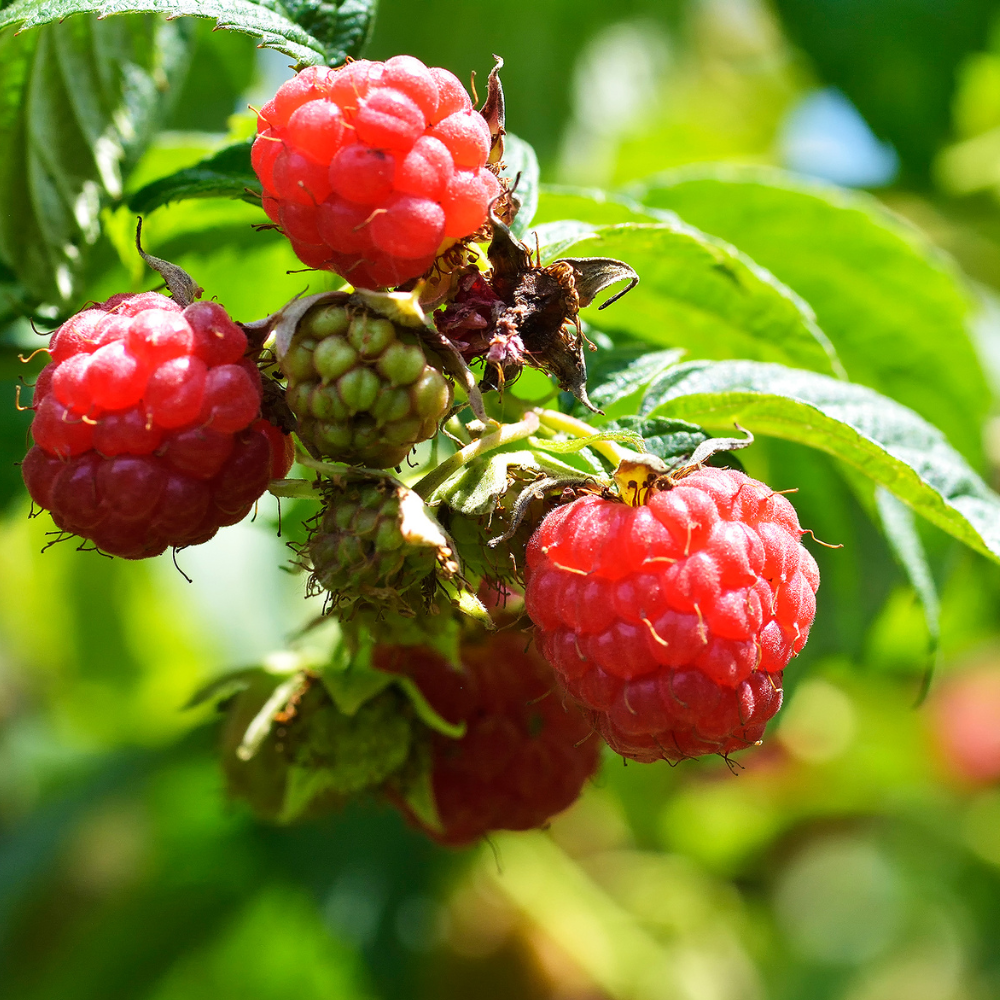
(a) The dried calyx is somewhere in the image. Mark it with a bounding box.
[434,212,638,410]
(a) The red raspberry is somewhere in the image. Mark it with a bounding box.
[524,467,820,763]
[376,632,601,846]
[253,57,501,289]
[22,293,292,559]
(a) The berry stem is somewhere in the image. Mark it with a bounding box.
[535,409,640,468]
[413,411,541,500]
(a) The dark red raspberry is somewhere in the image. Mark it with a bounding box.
[22,293,291,559]
[253,57,501,289]
[376,632,601,846]
[524,467,820,763]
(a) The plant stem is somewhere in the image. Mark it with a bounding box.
[535,409,637,467]
[413,411,541,500]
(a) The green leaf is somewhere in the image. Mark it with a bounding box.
[874,486,940,665]
[2,1,316,66]
[501,133,540,240]
[535,220,845,378]
[599,416,709,463]
[128,139,259,213]
[587,346,686,412]
[630,165,991,463]
[534,184,659,227]
[278,0,377,66]
[642,359,1000,565]
[0,14,193,313]
[323,629,465,739]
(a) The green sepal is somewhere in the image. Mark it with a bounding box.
[391,739,444,835]
[325,621,466,739]
[423,447,589,517]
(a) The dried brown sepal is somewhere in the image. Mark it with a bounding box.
[435,216,638,411]
[480,55,506,166]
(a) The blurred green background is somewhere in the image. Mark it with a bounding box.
[5,0,1000,997]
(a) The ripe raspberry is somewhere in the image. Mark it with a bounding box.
[377,633,601,846]
[282,300,452,468]
[524,467,820,762]
[22,293,291,559]
[306,478,441,614]
[253,57,501,289]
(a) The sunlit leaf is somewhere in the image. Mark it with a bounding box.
[535,219,845,378]
[643,359,1000,564]
[631,165,991,462]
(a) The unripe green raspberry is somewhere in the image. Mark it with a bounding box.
[306,478,453,614]
[220,670,412,823]
[283,301,453,469]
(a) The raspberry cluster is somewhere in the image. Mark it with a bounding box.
[22,292,291,559]
[525,467,819,762]
[283,300,452,468]
[252,57,500,289]
[377,634,600,846]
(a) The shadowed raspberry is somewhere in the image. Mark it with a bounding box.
[377,633,601,846]
[524,467,819,762]
[22,293,292,559]
[253,56,501,289]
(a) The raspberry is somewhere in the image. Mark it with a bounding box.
[524,467,820,762]
[221,671,412,823]
[252,56,501,289]
[305,478,442,615]
[377,632,601,846]
[282,300,452,468]
[22,293,292,559]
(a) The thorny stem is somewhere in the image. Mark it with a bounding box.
[412,411,541,500]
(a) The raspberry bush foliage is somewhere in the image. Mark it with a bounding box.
[4,0,1000,852]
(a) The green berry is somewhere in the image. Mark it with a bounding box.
[281,300,453,469]
[306,479,442,614]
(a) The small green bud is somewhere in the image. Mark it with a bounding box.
[383,417,423,446]
[315,421,353,452]
[371,387,412,425]
[285,382,314,416]
[310,387,351,422]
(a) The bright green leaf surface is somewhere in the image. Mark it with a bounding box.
[631,165,991,463]
[643,359,1000,564]
[0,1,324,65]
[535,219,845,378]
[128,139,259,213]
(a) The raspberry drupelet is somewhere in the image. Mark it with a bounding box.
[524,467,819,762]
[377,633,601,846]
[252,56,501,289]
[22,292,293,559]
